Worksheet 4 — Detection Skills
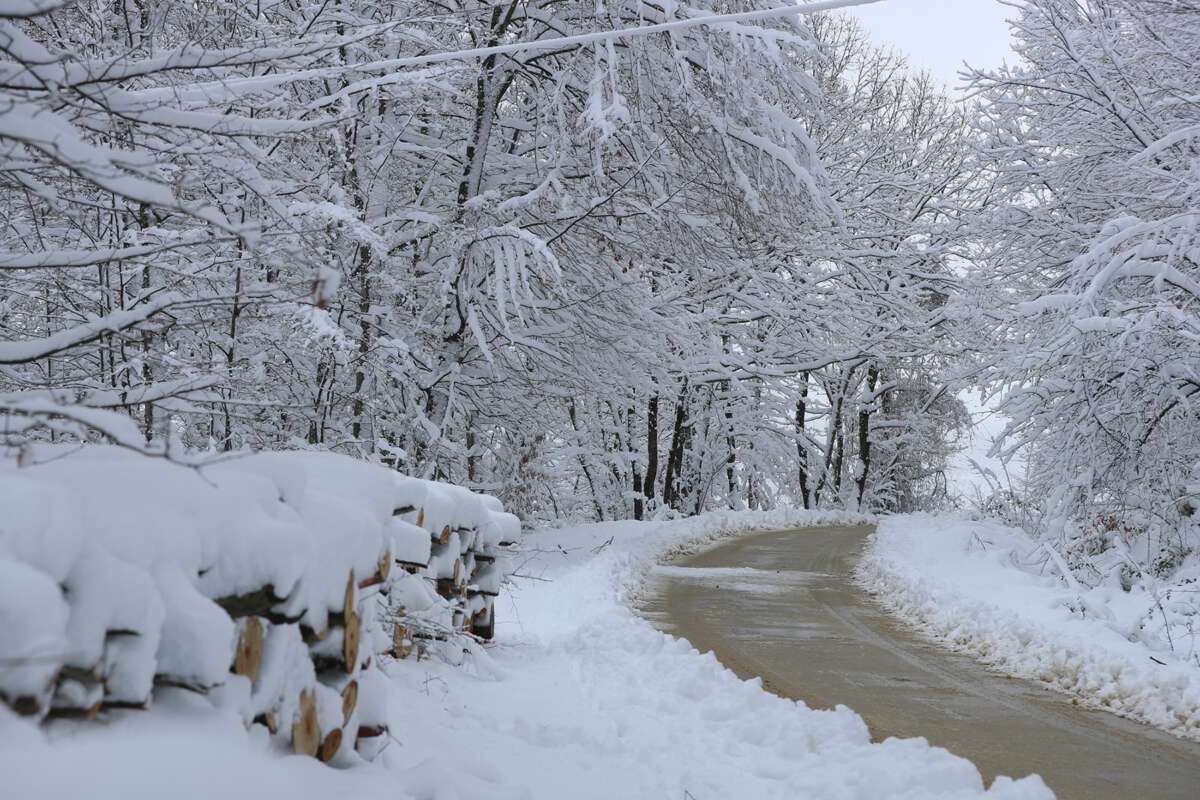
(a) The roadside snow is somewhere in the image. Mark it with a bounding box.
[859,514,1200,742]
[3,510,1052,799]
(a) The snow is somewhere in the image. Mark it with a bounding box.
[858,514,1200,741]
[153,565,236,689]
[0,559,68,706]
[3,507,1053,798]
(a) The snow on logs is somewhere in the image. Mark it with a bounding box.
[0,447,519,763]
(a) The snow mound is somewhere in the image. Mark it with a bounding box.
[858,514,1200,741]
[0,445,518,762]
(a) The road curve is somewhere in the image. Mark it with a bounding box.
[638,525,1200,800]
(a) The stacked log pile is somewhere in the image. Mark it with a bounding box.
[0,447,518,765]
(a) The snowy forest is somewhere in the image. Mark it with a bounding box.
[3,0,1200,795]
[4,0,1197,557]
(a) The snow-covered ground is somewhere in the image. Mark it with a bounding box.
[859,514,1200,741]
[4,510,1053,799]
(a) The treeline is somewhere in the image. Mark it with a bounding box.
[0,1,970,519]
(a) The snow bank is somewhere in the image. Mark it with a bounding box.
[0,445,517,763]
[2,503,1052,798]
[858,514,1200,741]
[367,510,1049,799]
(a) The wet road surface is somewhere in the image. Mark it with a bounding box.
[639,525,1200,799]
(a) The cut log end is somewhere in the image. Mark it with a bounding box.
[318,727,343,763]
[341,680,358,726]
[358,550,393,590]
[292,690,320,758]
[473,606,495,641]
[392,623,413,659]
[233,617,265,683]
[343,570,361,672]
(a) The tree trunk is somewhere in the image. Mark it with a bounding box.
[855,365,881,510]
[795,372,810,508]
[568,399,605,520]
[644,394,659,510]
[629,406,643,520]
[662,381,689,511]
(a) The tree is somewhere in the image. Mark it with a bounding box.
[967,0,1200,572]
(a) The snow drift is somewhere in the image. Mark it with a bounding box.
[859,514,1200,741]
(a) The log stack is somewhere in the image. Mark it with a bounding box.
[0,447,519,766]
[387,479,519,653]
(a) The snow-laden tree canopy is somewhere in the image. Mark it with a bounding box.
[0,0,970,519]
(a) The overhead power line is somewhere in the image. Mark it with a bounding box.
[369,0,886,69]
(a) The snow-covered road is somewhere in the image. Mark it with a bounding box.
[641,525,1200,800]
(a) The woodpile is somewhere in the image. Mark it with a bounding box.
[0,447,519,766]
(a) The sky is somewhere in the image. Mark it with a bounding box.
[847,0,1016,90]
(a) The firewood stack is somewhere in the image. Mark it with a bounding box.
[388,480,519,654]
[0,448,519,766]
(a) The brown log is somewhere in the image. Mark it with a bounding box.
[340,680,358,726]
[342,571,360,673]
[302,623,331,645]
[416,507,425,528]
[292,690,320,757]
[254,710,279,735]
[357,724,387,739]
[59,664,103,685]
[233,617,265,683]
[46,696,103,721]
[2,694,40,717]
[473,605,495,640]
[49,663,104,718]
[154,676,210,694]
[318,727,343,763]
[213,586,297,624]
[438,526,451,546]
[357,549,393,590]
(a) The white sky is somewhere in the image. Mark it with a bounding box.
[846,0,1016,90]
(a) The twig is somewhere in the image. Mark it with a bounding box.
[590,536,615,554]
[510,572,552,582]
